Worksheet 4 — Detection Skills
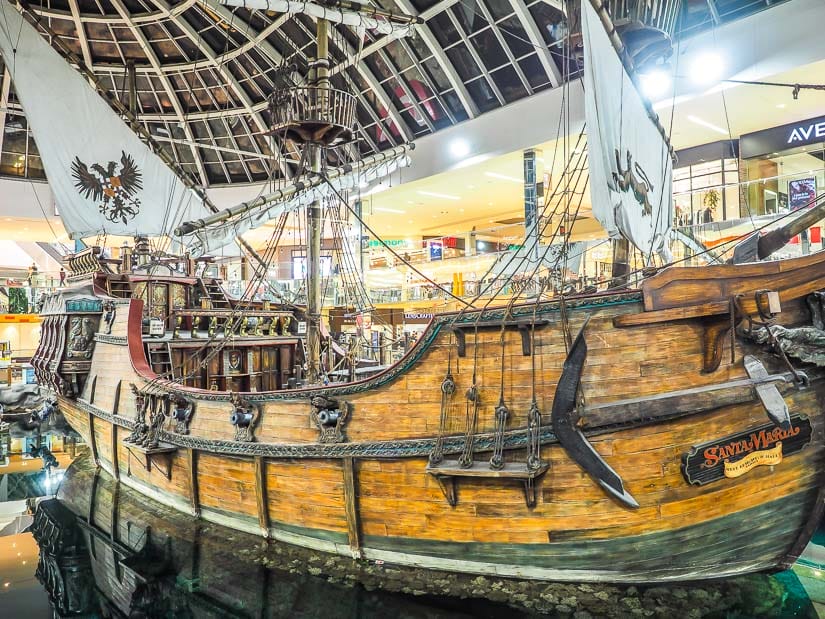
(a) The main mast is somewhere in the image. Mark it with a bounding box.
[305,17,330,384]
[259,4,419,384]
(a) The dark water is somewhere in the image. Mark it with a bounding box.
[0,457,823,618]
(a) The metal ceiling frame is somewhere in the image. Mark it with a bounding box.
[153,0,291,178]
[509,0,562,86]
[109,0,209,184]
[392,0,479,118]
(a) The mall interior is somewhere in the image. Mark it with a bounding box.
[0,1,822,417]
[2,0,825,613]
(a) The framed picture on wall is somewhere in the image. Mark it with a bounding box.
[789,178,817,210]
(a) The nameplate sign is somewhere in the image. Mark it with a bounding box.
[681,416,812,486]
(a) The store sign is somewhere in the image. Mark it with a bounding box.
[681,416,812,486]
[367,239,414,248]
[741,114,825,158]
[788,121,825,145]
[403,312,433,324]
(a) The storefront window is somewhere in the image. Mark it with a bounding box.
[672,157,739,226]
[742,145,825,216]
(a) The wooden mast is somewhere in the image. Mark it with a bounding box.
[305,17,330,384]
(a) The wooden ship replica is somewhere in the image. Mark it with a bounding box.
[3,0,825,583]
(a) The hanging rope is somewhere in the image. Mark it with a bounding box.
[458,326,481,469]
[429,334,455,466]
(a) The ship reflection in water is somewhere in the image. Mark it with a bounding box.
[8,456,822,618]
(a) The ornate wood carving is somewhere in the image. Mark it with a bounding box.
[102,300,116,334]
[310,395,350,443]
[66,316,97,359]
[229,392,261,442]
[169,396,194,435]
[124,384,149,445]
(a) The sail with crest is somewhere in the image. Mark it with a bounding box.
[581,0,674,261]
[0,2,216,243]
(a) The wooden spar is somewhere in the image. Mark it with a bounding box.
[88,411,99,467]
[732,194,825,263]
[322,0,424,24]
[111,423,119,480]
[173,144,413,236]
[254,456,270,537]
[305,17,330,385]
[187,448,200,517]
[610,238,630,288]
[342,457,362,554]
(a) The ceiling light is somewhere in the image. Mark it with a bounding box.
[776,103,786,109]
[484,171,522,184]
[374,207,405,214]
[689,52,724,85]
[418,190,460,200]
[449,138,471,158]
[687,115,728,136]
[640,69,671,99]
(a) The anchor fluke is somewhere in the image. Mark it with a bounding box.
[744,355,792,430]
[551,316,639,509]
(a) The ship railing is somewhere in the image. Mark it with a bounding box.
[168,308,297,339]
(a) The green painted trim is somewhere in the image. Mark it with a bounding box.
[269,519,349,546]
[361,489,817,572]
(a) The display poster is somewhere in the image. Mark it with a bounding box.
[429,241,443,261]
[789,178,817,210]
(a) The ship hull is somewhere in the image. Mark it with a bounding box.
[41,252,825,584]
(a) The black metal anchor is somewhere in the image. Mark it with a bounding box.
[550,317,640,509]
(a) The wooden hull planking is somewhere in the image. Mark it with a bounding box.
[51,252,825,582]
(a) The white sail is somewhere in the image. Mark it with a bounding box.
[218,0,414,37]
[187,152,410,257]
[581,0,673,261]
[0,3,216,243]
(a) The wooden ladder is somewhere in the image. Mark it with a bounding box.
[146,342,173,377]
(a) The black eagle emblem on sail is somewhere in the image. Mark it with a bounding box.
[71,151,143,224]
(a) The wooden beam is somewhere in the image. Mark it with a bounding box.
[254,456,269,537]
[111,422,119,481]
[88,375,97,404]
[112,380,122,416]
[188,448,200,517]
[342,457,362,556]
[88,411,98,467]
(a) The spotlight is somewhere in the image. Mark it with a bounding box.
[449,138,470,158]
[640,69,671,99]
[689,52,724,85]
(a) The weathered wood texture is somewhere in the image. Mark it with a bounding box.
[641,251,825,311]
[62,382,825,580]
[55,256,825,581]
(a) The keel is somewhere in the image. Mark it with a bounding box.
[551,317,639,509]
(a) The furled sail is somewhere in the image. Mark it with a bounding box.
[218,0,415,36]
[0,3,216,242]
[183,150,411,257]
[581,0,673,261]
